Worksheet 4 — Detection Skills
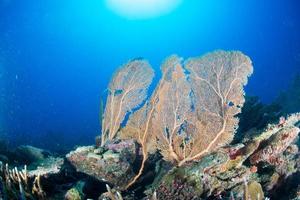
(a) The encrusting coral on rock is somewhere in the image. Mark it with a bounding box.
[150,113,300,199]
[67,139,140,190]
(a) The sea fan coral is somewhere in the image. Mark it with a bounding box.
[117,50,253,188]
[180,51,253,165]
[151,55,193,163]
[101,59,154,145]
[99,50,253,189]
[121,56,190,188]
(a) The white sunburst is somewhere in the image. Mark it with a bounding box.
[105,0,182,19]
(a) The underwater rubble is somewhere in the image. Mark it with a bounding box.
[1,50,300,199]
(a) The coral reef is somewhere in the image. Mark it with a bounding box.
[98,184,123,200]
[0,162,46,200]
[66,51,300,199]
[64,181,84,200]
[0,144,77,200]
[118,50,253,188]
[14,145,52,165]
[67,139,140,190]
[2,51,300,199]
[31,51,300,199]
[150,113,300,199]
[237,96,283,136]
[250,126,299,165]
[182,51,252,163]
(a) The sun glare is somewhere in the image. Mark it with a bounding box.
[105,0,182,19]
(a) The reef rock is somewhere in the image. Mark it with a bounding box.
[151,114,300,199]
[153,150,253,199]
[28,156,65,178]
[66,139,140,190]
[250,126,299,165]
[15,145,52,164]
[64,181,85,200]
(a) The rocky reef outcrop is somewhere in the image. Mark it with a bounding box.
[66,139,141,190]
[151,114,300,199]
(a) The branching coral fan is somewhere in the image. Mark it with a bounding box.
[100,50,253,188]
[101,59,154,145]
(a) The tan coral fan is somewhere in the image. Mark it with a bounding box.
[101,59,154,145]
[122,51,253,165]
[121,56,187,188]
[179,50,253,165]
[102,50,253,188]
[151,55,192,163]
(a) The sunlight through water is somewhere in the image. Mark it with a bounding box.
[105,0,182,19]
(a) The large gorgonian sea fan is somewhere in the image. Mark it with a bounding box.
[101,50,253,188]
[138,51,253,166]
[125,51,253,165]
[178,50,253,165]
[151,55,193,163]
[121,55,193,188]
[101,59,154,145]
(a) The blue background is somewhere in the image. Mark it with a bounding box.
[0,0,299,149]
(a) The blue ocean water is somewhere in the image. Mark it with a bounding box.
[0,0,300,151]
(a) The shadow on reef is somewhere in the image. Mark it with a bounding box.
[234,96,283,143]
[235,73,300,144]
[275,73,300,114]
[1,51,300,200]
[268,171,300,200]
